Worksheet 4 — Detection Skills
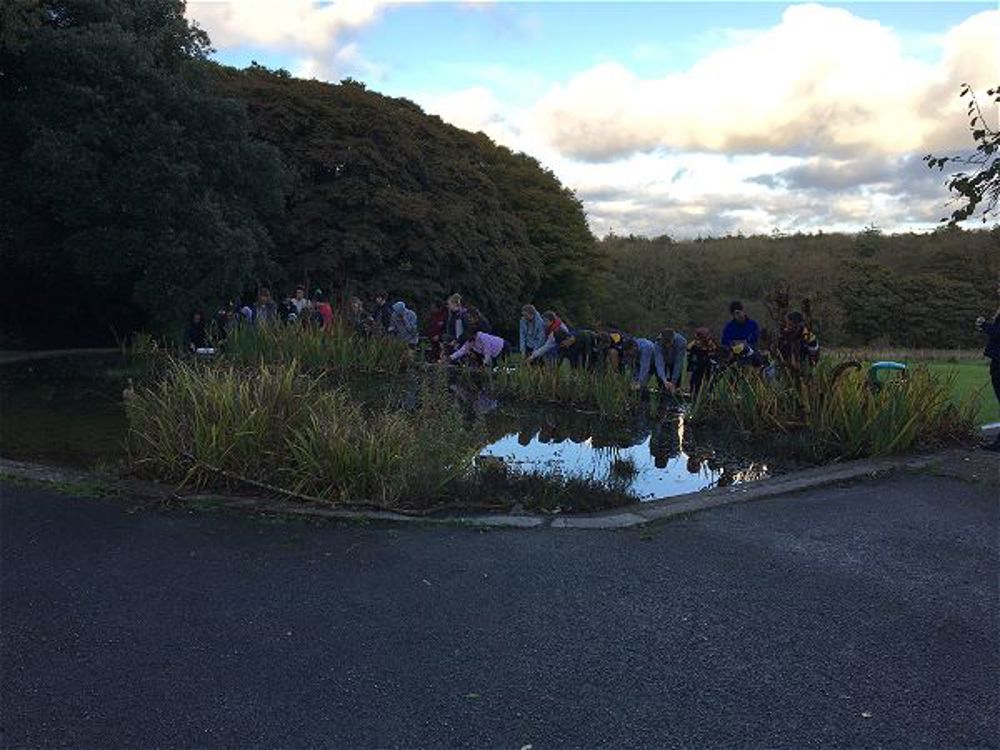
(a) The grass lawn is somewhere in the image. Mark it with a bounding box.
[828,349,997,426]
[923,360,999,426]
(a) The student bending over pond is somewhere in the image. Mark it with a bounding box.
[448,331,510,367]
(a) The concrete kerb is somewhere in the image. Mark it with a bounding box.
[0,450,964,530]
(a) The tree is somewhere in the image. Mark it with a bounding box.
[211,66,607,328]
[925,83,1000,225]
[0,0,285,346]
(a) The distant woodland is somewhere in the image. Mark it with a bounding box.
[2,0,997,348]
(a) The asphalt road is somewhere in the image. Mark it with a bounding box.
[2,474,997,749]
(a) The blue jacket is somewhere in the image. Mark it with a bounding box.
[721,318,760,347]
[519,312,547,354]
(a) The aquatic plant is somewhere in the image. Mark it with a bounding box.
[221,321,411,374]
[688,359,978,461]
[125,358,478,507]
[487,362,643,418]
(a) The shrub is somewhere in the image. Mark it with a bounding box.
[688,359,978,461]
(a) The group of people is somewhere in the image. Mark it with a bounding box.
[186,285,824,399]
[511,299,819,396]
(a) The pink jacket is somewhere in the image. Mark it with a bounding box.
[450,332,507,364]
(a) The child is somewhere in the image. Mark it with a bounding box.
[778,311,820,373]
[347,297,374,337]
[373,291,393,333]
[444,293,468,351]
[449,330,509,367]
[424,301,449,360]
[595,329,631,372]
[687,327,719,397]
[389,301,419,346]
[519,304,547,357]
[526,311,569,364]
[312,290,334,329]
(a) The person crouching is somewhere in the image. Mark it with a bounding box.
[448,330,509,368]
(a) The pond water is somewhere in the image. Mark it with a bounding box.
[0,353,774,500]
[478,417,768,500]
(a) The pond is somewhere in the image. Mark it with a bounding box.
[0,353,776,501]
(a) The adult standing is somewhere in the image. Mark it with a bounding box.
[975,280,1000,451]
[373,291,393,334]
[290,286,312,317]
[312,290,334,329]
[444,294,468,346]
[254,289,278,325]
[721,301,760,348]
[183,312,207,352]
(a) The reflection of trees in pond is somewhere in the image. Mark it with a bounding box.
[399,374,774,487]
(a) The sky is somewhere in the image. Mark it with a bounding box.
[185,1,1000,238]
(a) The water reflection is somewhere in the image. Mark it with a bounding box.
[478,409,769,501]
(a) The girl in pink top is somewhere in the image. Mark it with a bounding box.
[449,331,509,366]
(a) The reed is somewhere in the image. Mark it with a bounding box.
[125,358,478,506]
[222,320,412,374]
[488,363,642,417]
[688,359,978,461]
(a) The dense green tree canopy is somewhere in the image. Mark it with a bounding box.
[0,0,603,346]
[1,0,285,344]
[597,228,1000,348]
[209,66,604,326]
[2,1,995,350]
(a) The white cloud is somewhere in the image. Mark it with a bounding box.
[187,0,398,82]
[188,2,998,237]
[187,0,384,50]
[530,5,1000,161]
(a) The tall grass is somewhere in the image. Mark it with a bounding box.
[689,359,978,461]
[488,363,643,417]
[125,359,480,507]
[222,321,411,374]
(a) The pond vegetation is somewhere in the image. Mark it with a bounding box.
[221,322,413,375]
[689,360,978,461]
[0,338,982,514]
